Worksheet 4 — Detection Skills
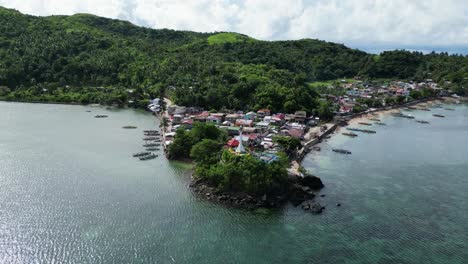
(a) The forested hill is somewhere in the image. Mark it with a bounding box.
[1,6,467,112]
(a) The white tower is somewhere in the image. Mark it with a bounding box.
[235,126,246,154]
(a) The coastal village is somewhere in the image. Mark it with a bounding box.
[141,78,465,211]
[148,78,458,164]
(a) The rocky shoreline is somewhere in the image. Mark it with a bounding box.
[190,173,327,213]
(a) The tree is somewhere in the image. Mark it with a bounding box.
[190,139,223,165]
[273,136,302,157]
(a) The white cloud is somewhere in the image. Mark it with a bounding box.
[1,0,467,52]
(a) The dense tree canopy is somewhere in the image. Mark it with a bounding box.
[1,6,467,112]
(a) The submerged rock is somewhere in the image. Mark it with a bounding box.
[310,203,324,214]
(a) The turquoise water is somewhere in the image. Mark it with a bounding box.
[0,102,467,263]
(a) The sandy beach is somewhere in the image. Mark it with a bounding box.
[346,98,444,126]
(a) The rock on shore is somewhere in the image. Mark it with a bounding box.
[190,174,324,211]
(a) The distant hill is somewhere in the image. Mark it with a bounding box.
[0,6,467,112]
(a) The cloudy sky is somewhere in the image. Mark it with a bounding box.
[1,0,467,54]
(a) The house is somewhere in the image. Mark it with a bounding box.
[255,121,270,131]
[225,114,241,123]
[172,114,183,124]
[257,109,271,118]
[207,116,222,125]
[210,113,225,120]
[294,111,307,123]
[226,138,240,148]
[235,119,254,127]
[286,128,304,139]
[242,127,257,134]
[245,111,257,120]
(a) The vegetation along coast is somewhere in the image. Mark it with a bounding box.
[1,6,468,213]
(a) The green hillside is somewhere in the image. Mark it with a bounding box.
[207,32,255,45]
[0,6,467,112]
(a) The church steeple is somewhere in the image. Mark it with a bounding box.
[235,126,246,154]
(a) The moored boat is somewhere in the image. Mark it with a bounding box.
[342,132,358,137]
[433,114,445,118]
[122,126,137,129]
[139,154,158,160]
[133,152,151,157]
[416,120,430,124]
[143,143,161,147]
[346,128,377,134]
[332,149,352,154]
[444,108,455,111]
[358,122,372,126]
[94,115,108,118]
[369,118,381,121]
[146,147,160,151]
[375,122,386,126]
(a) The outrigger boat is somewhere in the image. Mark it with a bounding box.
[342,132,358,137]
[391,113,415,119]
[145,147,160,151]
[133,152,151,157]
[433,114,445,118]
[143,137,159,141]
[416,120,430,124]
[143,143,161,147]
[332,149,352,154]
[358,122,372,126]
[139,154,158,160]
[346,128,377,134]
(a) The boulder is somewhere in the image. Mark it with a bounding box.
[300,175,324,190]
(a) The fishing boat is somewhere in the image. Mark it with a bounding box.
[375,122,386,126]
[132,152,151,157]
[358,122,372,126]
[332,149,352,154]
[139,154,158,160]
[94,115,108,118]
[143,143,161,147]
[146,147,160,151]
[391,113,415,119]
[342,132,358,137]
[416,120,430,124]
[406,106,418,110]
[369,118,381,121]
[86,110,92,112]
[143,137,159,141]
[122,126,137,129]
[433,114,445,118]
[346,128,377,134]
[444,108,455,111]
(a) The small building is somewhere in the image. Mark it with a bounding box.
[207,116,222,125]
[294,111,307,123]
[235,119,253,127]
[257,109,271,118]
[245,111,257,120]
[225,114,241,123]
[226,138,240,148]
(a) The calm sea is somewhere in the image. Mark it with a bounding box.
[0,101,466,263]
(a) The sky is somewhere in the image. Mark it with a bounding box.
[1,0,467,54]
